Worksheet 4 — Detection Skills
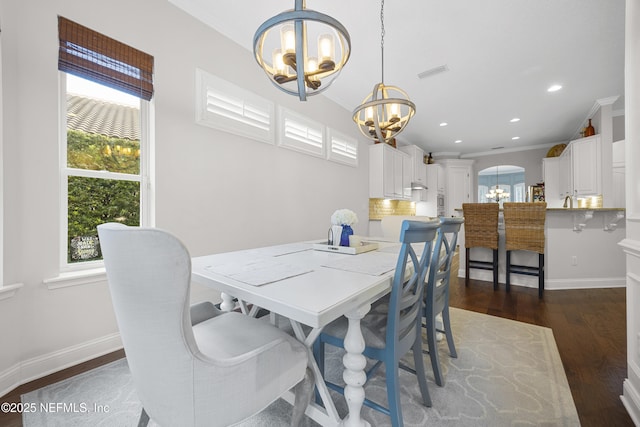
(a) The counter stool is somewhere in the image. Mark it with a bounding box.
[503,202,547,298]
[462,203,500,290]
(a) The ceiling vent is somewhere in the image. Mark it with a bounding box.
[417,64,449,79]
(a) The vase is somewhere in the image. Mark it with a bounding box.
[340,225,353,247]
[329,225,343,245]
[584,119,595,137]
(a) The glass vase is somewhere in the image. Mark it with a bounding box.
[340,224,353,247]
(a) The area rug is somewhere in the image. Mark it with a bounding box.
[22,308,580,426]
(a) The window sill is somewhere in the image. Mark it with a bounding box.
[43,268,107,290]
[0,283,24,301]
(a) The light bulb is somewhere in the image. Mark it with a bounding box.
[318,34,335,70]
[273,49,286,75]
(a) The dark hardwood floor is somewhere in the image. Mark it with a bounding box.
[449,278,632,427]
[0,280,632,426]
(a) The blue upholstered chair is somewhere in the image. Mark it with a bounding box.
[422,216,464,386]
[98,223,313,427]
[313,219,440,427]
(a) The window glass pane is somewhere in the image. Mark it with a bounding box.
[67,75,140,174]
[67,176,140,263]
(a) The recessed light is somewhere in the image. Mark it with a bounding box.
[439,122,448,127]
[512,136,520,140]
[510,118,520,123]
[547,84,562,92]
[454,140,462,144]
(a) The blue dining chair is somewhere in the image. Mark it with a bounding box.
[313,219,440,427]
[422,216,464,387]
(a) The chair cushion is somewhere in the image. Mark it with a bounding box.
[193,311,307,361]
[322,308,388,350]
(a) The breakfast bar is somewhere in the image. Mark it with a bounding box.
[456,207,626,290]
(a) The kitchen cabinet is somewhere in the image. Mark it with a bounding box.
[558,134,602,198]
[399,144,427,186]
[426,164,445,194]
[439,159,474,216]
[542,157,562,207]
[369,143,411,200]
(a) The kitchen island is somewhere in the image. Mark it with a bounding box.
[456,207,626,290]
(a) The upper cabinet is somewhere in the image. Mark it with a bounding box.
[426,164,445,194]
[439,159,474,216]
[558,134,602,198]
[398,145,427,186]
[369,143,411,200]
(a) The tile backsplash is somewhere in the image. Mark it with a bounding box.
[369,198,416,220]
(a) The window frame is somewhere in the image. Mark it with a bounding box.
[277,106,325,158]
[195,68,275,144]
[327,128,358,167]
[59,72,153,271]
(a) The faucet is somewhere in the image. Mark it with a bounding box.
[563,195,573,209]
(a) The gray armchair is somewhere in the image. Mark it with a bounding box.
[98,223,311,427]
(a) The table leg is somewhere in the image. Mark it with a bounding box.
[220,292,235,312]
[340,304,371,427]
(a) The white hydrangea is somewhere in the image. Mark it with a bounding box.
[331,209,359,226]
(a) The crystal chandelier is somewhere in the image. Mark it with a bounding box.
[352,0,415,144]
[485,166,510,202]
[253,0,351,101]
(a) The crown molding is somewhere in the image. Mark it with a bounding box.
[460,142,557,159]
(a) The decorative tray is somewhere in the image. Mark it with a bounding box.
[312,241,379,255]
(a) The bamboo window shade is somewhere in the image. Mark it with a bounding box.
[58,16,154,101]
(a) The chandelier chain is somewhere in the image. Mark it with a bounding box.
[380,0,385,83]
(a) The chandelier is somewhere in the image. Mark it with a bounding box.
[485,166,510,202]
[352,0,415,144]
[253,0,351,101]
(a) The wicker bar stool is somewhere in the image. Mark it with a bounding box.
[462,203,500,290]
[503,202,547,298]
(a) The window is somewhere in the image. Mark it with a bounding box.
[327,128,358,167]
[278,107,325,158]
[58,17,153,270]
[196,68,274,144]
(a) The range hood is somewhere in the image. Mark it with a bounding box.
[410,182,428,190]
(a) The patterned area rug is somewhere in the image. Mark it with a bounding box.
[22,308,580,426]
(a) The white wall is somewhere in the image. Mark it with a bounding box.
[0,0,370,395]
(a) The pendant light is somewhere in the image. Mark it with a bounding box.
[352,0,415,144]
[253,0,351,101]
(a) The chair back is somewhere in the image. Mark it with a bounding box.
[503,202,547,253]
[426,217,464,315]
[462,203,499,249]
[98,223,199,425]
[386,220,440,358]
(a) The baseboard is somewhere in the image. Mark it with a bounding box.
[456,268,625,290]
[545,277,626,290]
[622,379,640,426]
[0,333,122,398]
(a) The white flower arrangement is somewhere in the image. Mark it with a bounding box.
[331,209,359,226]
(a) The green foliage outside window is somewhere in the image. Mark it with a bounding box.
[67,130,141,263]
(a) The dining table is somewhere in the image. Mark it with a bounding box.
[191,238,402,427]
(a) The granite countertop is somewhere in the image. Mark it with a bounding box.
[454,207,625,212]
[546,207,625,211]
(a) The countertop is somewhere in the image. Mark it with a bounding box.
[546,207,625,211]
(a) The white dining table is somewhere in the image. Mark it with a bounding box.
[191,239,402,427]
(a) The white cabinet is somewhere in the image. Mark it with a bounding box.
[370,143,411,200]
[399,144,427,186]
[558,135,602,198]
[426,164,445,194]
[572,135,601,195]
[542,157,562,207]
[439,159,474,217]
